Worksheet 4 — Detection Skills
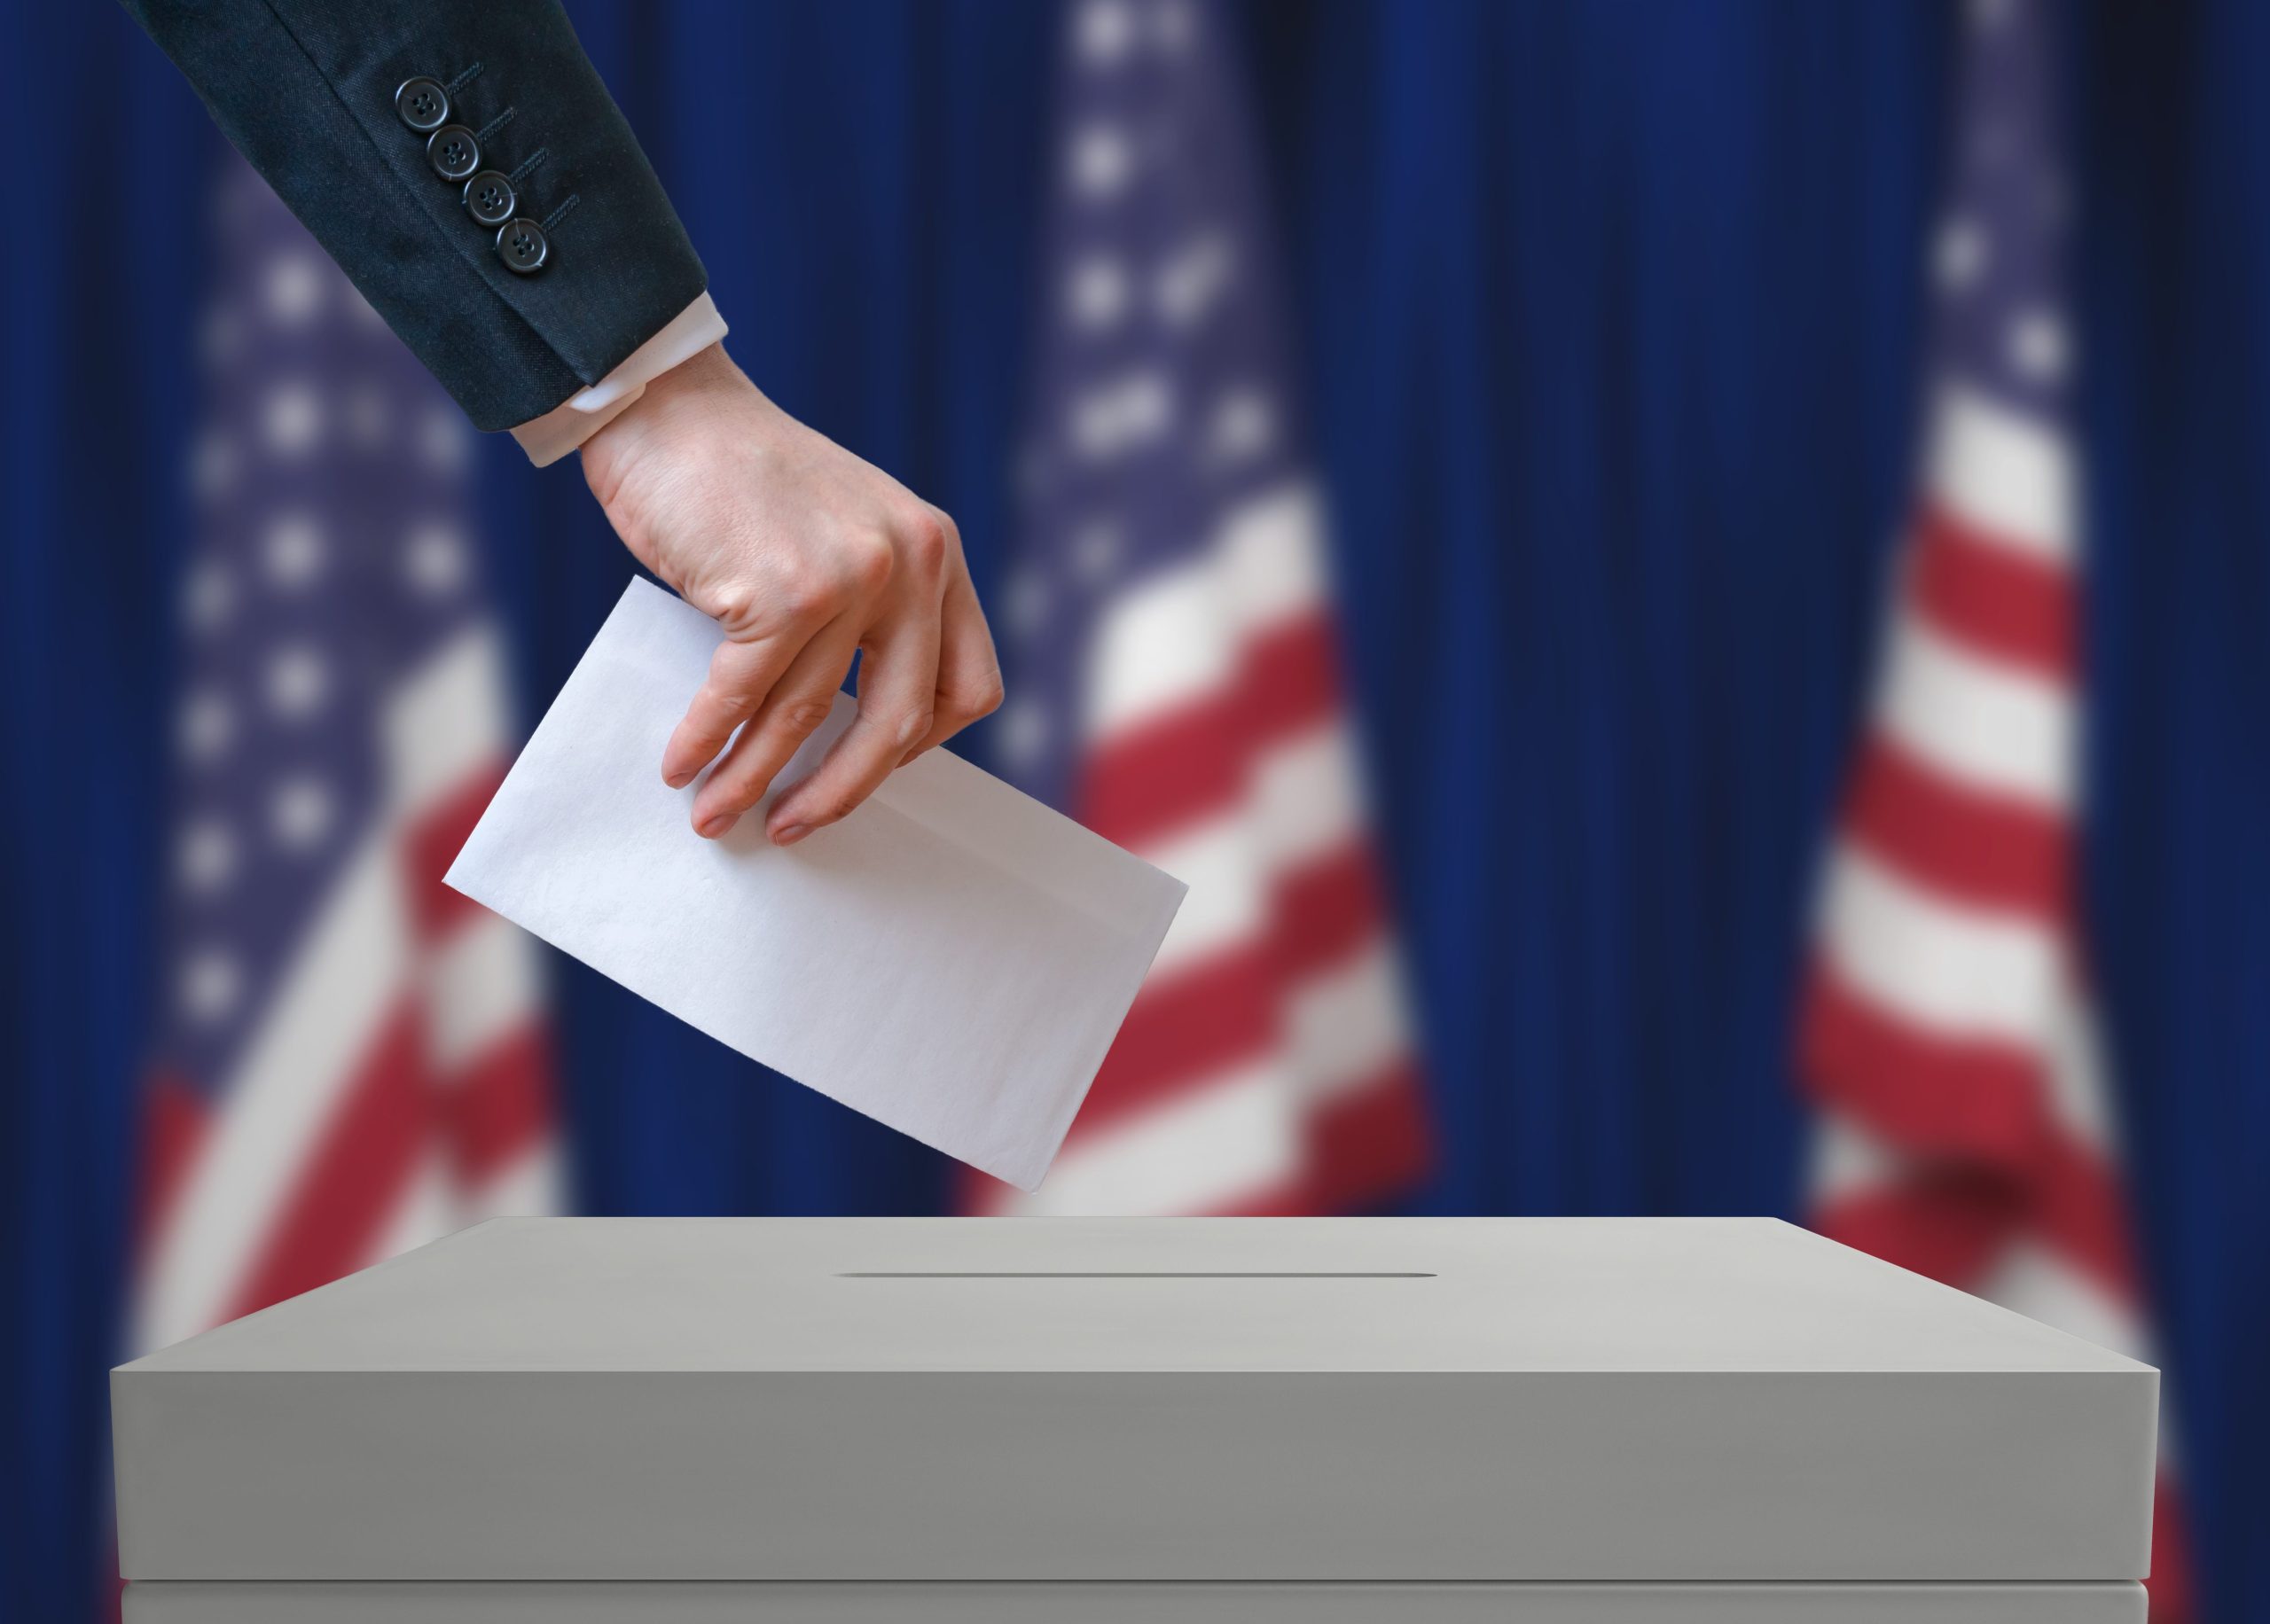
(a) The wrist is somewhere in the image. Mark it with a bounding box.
[625,338,739,411]
[511,295,731,469]
[581,341,740,504]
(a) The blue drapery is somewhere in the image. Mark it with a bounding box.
[3,3,2264,1619]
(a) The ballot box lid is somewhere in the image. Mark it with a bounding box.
[114,1217,2158,1584]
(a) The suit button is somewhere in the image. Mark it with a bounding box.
[427,125,481,181]
[497,218,550,275]
[394,77,450,132]
[462,170,518,227]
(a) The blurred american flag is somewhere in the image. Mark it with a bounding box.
[988,0,1429,1214]
[132,157,559,1356]
[1801,2,2190,1617]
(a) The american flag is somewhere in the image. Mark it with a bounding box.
[985,0,1429,1215]
[1801,2,2191,1618]
[131,154,560,1357]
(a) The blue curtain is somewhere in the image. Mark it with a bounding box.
[3,3,2264,1620]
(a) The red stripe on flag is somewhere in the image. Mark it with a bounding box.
[219,1003,431,1322]
[1307,1058,1432,1211]
[443,1026,555,1187]
[1079,613,1342,848]
[1272,842,1386,978]
[2030,1128,2147,1307]
[1242,612,1344,739]
[1799,964,2049,1172]
[402,761,506,941]
[1069,841,1392,1139]
[1209,1179,1322,1217]
[1812,1167,2026,1290]
[1843,736,2070,917]
[2147,1475,2196,1624]
[133,1071,210,1261]
[1083,725,1240,850]
[1910,505,2074,676]
[1068,947,1279,1138]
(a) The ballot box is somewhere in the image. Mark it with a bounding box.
[114,1217,2156,1622]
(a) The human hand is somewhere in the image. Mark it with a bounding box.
[579,344,1002,845]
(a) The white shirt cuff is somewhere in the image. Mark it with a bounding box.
[509,292,730,467]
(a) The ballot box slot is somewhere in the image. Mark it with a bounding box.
[835,1270,1436,1278]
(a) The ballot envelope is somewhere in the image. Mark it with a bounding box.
[445,578,1188,1195]
[113,1216,2158,1622]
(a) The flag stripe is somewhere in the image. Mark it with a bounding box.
[1801,962,2047,1167]
[1910,504,2074,675]
[1014,1058,1302,1217]
[426,910,543,1071]
[1287,938,1410,1102]
[2024,1132,2147,1305]
[1143,816,1271,977]
[442,1026,556,1187]
[1877,614,2074,809]
[133,1074,211,1259]
[1075,855,1397,1139]
[1272,840,1388,978]
[1139,720,1369,979]
[1925,384,2074,559]
[384,626,513,819]
[1843,735,2070,917]
[217,1001,429,1323]
[1083,487,1329,742]
[1072,947,1279,1134]
[137,837,406,1349]
[1081,612,1341,848]
[1813,1167,2027,1288]
[2146,1480,2196,1624]
[403,763,507,940]
[1819,843,2062,1047]
[1306,1057,1433,1207]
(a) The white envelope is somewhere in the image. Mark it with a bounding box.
[446,579,1186,1191]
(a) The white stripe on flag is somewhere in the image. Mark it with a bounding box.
[1138,722,1366,980]
[1976,1241,2153,1366]
[1807,1111,1902,1206]
[1287,938,1407,1103]
[461,1140,565,1222]
[1143,816,1265,978]
[366,1150,458,1270]
[134,835,406,1351]
[1085,483,1327,739]
[1251,718,1366,874]
[1086,556,1233,739]
[1820,842,2061,1049]
[425,910,542,1072]
[1218,482,1329,630]
[1926,383,2074,558]
[2042,981,2117,1152]
[1877,615,2074,809]
[1024,1059,1302,1215]
[387,625,510,818]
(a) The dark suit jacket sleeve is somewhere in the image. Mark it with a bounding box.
[122,0,709,431]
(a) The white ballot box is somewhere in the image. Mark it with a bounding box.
[113,1218,2156,1622]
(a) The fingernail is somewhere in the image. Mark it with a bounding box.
[664,766,695,789]
[771,823,810,847]
[698,812,737,839]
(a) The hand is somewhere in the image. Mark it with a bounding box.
[579,344,1002,845]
